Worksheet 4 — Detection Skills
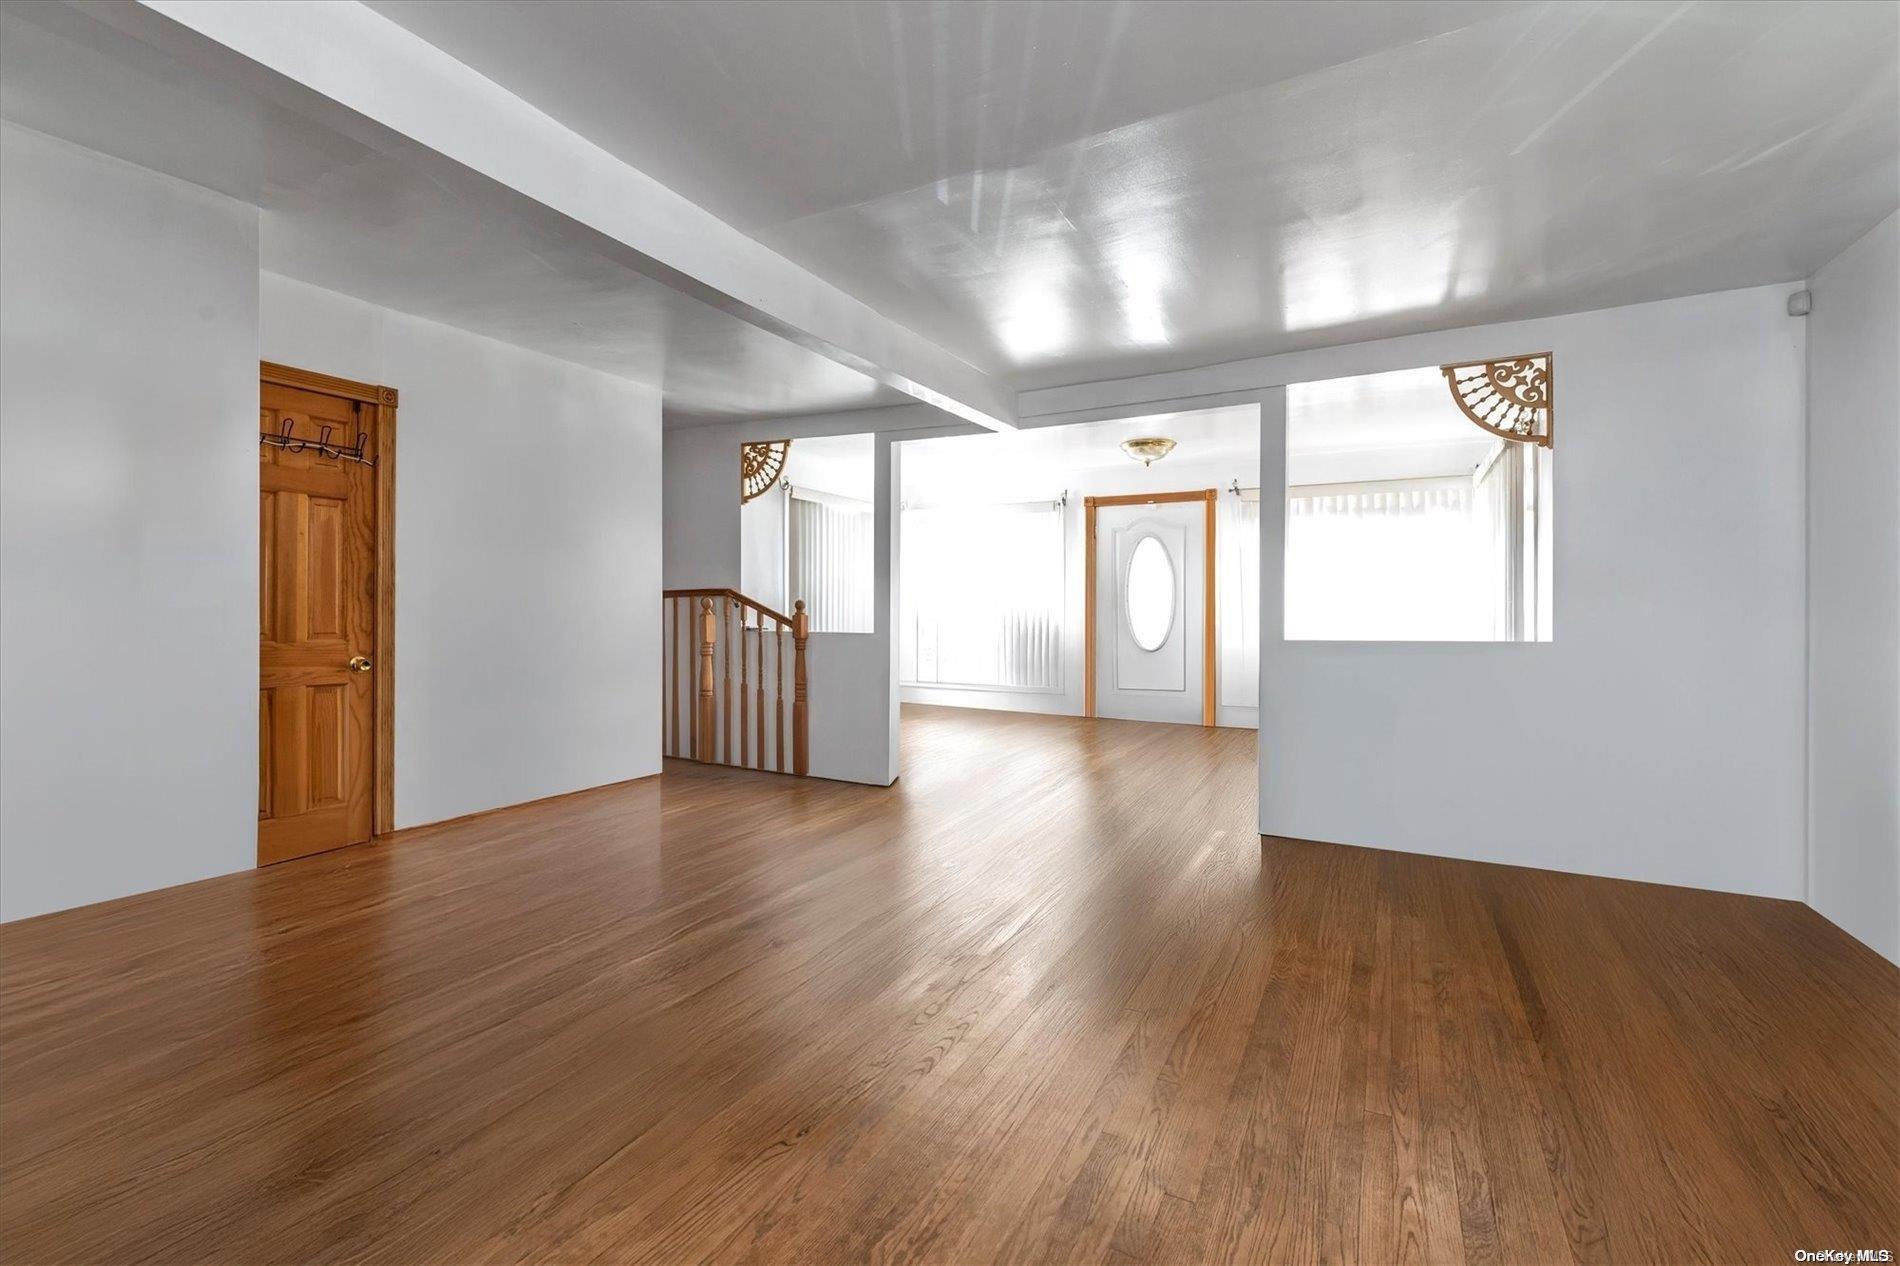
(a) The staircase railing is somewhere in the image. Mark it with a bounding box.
[663,588,808,776]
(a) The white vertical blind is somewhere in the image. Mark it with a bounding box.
[1217,494,1260,707]
[901,501,1063,690]
[788,487,874,633]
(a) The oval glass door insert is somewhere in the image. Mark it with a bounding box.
[1125,534,1175,651]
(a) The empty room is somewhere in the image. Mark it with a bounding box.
[1,2,1896,1264]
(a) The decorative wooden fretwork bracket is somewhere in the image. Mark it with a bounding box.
[740,440,791,503]
[1440,353,1554,448]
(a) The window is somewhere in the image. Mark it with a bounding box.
[1286,477,1487,640]
[1217,492,1261,706]
[739,433,876,634]
[788,489,874,633]
[1124,535,1175,650]
[1285,366,1553,642]
[901,500,1064,691]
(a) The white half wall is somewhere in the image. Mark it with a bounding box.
[808,433,901,784]
[260,273,664,829]
[0,124,260,921]
[1806,212,1900,964]
[1258,285,1810,900]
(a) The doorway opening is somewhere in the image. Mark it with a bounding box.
[257,362,396,865]
[1084,490,1217,726]
[897,404,1261,732]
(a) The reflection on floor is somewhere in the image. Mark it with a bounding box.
[2,705,1894,1263]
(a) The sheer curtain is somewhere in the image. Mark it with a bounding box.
[788,487,873,633]
[1217,494,1260,707]
[901,501,1063,691]
[1470,439,1555,641]
[1284,478,1489,640]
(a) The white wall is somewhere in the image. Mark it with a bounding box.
[0,124,260,920]
[666,423,744,590]
[817,432,901,785]
[1806,213,1900,963]
[260,274,663,828]
[1258,285,1810,899]
[0,128,666,921]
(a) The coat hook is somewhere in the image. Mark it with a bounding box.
[259,416,375,465]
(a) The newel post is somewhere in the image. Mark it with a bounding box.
[696,598,717,763]
[792,599,810,777]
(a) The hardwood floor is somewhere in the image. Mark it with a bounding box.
[3,705,1895,1264]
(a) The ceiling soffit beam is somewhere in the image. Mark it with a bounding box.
[1011,284,1797,430]
[105,0,1017,432]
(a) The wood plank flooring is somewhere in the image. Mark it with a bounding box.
[2,705,1895,1264]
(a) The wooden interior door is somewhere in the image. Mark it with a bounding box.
[259,379,379,864]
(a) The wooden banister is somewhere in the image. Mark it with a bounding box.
[721,596,733,765]
[695,598,715,763]
[792,599,809,777]
[665,588,808,777]
[665,587,797,629]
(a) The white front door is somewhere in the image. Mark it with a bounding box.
[1094,500,1206,725]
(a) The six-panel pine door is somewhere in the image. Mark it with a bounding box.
[258,379,379,864]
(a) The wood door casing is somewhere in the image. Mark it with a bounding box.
[258,374,389,864]
[1083,489,1217,726]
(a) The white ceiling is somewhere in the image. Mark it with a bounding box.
[370,0,1899,390]
[899,365,1501,505]
[0,2,908,422]
[1289,367,1479,454]
[8,1,1894,426]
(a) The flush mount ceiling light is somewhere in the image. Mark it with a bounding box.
[1120,437,1177,467]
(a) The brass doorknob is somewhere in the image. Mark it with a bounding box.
[349,655,374,673]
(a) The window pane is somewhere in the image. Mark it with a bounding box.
[740,433,876,634]
[901,501,1064,690]
[789,491,873,633]
[1125,535,1175,651]
[1285,366,1554,642]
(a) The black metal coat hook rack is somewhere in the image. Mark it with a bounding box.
[259,417,374,465]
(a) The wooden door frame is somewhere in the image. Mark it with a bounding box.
[260,360,397,842]
[1083,489,1217,727]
